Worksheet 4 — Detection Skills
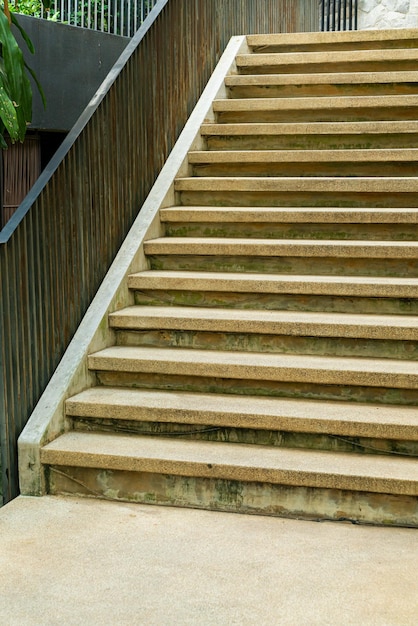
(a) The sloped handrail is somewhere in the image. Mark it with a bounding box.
[0,0,319,502]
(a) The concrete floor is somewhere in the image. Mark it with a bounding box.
[0,496,417,625]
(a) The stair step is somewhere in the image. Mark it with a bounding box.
[201,120,418,137]
[201,121,418,150]
[189,149,418,165]
[225,73,418,99]
[175,176,418,194]
[213,95,418,123]
[175,176,418,209]
[88,345,418,390]
[235,49,418,75]
[128,270,418,299]
[66,388,418,441]
[188,149,418,177]
[41,431,418,496]
[161,204,418,243]
[144,237,418,259]
[111,306,418,360]
[213,95,418,111]
[109,306,418,341]
[160,206,418,223]
[246,30,418,52]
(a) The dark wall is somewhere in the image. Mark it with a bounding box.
[12,15,129,132]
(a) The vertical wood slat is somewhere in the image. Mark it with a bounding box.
[0,0,320,503]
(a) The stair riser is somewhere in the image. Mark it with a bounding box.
[227,83,418,99]
[115,329,418,361]
[72,419,418,457]
[191,162,418,178]
[215,107,418,124]
[134,290,418,316]
[205,134,418,151]
[93,371,418,406]
[164,222,418,241]
[46,465,418,526]
[237,61,418,75]
[178,190,418,208]
[148,255,418,278]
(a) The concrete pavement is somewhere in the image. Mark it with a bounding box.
[0,496,417,625]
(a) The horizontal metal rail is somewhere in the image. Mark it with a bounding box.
[321,0,358,31]
[0,0,320,502]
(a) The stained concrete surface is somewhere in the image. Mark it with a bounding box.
[0,496,417,625]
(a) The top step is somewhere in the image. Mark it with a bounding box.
[246,30,418,54]
[236,49,418,75]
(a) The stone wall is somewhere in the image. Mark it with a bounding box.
[358,0,418,29]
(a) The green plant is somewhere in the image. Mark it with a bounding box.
[9,0,59,21]
[0,0,45,148]
[10,0,42,18]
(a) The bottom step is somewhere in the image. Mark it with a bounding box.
[41,432,418,526]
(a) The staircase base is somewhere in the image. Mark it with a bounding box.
[47,465,418,527]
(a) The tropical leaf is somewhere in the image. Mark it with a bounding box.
[24,60,46,108]
[11,13,35,53]
[0,6,33,142]
[0,80,19,138]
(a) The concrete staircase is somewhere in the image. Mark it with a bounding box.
[41,29,418,526]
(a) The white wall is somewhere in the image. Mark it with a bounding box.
[358,0,418,29]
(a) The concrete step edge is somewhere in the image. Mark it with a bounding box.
[65,387,418,440]
[188,149,418,163]
[225,71,418,86]
[144,237,418,259]
[159,206,418,223]
[246,30,418,47]
[88,346,418,390]
[174,176,418,192]
[40,431,418,496]
[199,121,418,135]
[127,270,418,298]
[236,49,418,66]
[109,305,418,340]
[213,95,418,111]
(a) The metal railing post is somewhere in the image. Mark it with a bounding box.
[321,0,358,31]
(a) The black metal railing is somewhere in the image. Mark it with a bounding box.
[0,0,320,503]
[321,0,358,31]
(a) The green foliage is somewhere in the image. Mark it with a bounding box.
[10,0,42,18]
[0,7,44,147]
[9,0,58,20]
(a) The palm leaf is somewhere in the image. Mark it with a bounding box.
[11,13,35,53]
[0,7,32,141]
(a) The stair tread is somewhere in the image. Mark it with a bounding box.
[236,49,418,66]
[213,95,418,111]
[199,120,418,135]
[41,431,418,495]
[188,149,418,163]
[225,71,418,86]
[89,345,418,389]
[66,387,418,440]
[160,206,418,223]
[174,176,418,192]
[246,30,418,47]
[109,305,418,340]
[144,236,418,258]
[128,270,418,297]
